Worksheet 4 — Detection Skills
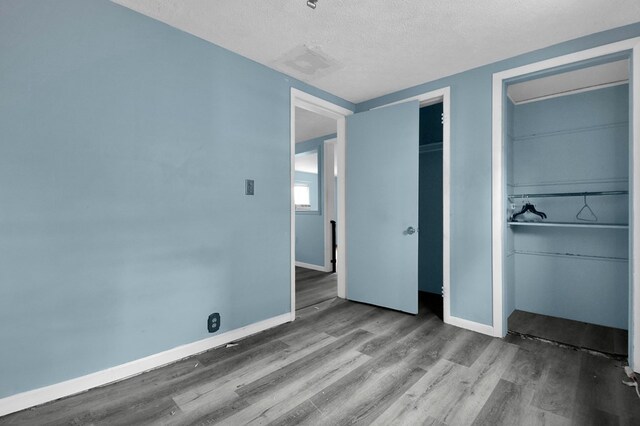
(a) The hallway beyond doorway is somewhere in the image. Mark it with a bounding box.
[296,267,337,309]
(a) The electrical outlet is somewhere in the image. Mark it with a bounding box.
[207,313,221,333]
[245,179,254,195]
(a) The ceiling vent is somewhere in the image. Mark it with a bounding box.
[273,45,342,82]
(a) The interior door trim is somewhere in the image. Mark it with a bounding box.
[373,88,457,329]
[492,37,640,371]
[290,88,353,319]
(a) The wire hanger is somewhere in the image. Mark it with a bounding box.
[576,194,597,222]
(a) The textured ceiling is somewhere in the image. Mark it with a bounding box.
[295,108,336,143]
[112,0,640,103]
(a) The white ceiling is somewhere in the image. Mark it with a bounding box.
[295,108,336,143]
[113,0,640,104]
[295,151,318,174]
[508,59,629,104]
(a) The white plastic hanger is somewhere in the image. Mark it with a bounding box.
[576,194,597,222]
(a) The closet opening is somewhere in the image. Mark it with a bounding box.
[504,58,630,358]
[419,102,444,319]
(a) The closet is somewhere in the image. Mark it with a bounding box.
[419,102,444,313]
[504,59,630,356]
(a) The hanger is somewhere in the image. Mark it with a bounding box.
[576,194,597,222]
[511,201,547,221]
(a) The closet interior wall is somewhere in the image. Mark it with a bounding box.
[505,83,630,331]
[418,103,444,295]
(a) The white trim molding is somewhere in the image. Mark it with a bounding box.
[290,89,353,317]
[441,88,452,328]
[446,315,495,337]
[335,116,348,299]
[295,261,331,272]
[290,92,297,321]
[632,42,640,372]
[323,138,337,273]
[0,313,291,417]
[492,37,640,369]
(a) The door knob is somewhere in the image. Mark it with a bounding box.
[406,226,417,235]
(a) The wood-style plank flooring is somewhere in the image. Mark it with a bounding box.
[2,296,639,425]
[509,309,628,357]
[295,266,337,309]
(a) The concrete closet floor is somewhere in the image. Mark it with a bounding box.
[509,310,628,357]
[2,295,639,425]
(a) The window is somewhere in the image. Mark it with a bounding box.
[294,148,320,213]
[295,183,311,210]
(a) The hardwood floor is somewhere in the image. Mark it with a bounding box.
[2,297,639,425]
[509,310,628,357]
[295,266,337,310]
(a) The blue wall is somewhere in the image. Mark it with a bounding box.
[0,0,352,398]
[294,134,335,267]
[3,0,640,400]
[295,171,323,266]
[356,22,640,326]
[418,104,443,294]
[508,85,629,329]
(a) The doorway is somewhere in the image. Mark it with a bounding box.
[293,108,338,309]
[291,87,455,326]
[370,88,460,329]
[491,37,640,370]
[504,59,630,358]
[290,89,351,317]
[419,102,444,319]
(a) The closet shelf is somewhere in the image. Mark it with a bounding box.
[513,250,628,262]
[508,221,628,229]
[508,190,628,199]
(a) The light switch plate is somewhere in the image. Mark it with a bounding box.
[245,179,255,195]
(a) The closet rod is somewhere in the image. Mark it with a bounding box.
[508,190,628,199]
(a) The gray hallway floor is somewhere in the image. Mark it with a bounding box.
[2,298,639,425]
[295,266,337,310]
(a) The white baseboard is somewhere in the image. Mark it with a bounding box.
[0,313,291,417]
[445,314,496,337]
[295,261,331,272]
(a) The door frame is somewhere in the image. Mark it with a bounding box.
[373,87,461,329]
[290,89,353,319]
[323,138,337,272]
[491,37,640,370]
